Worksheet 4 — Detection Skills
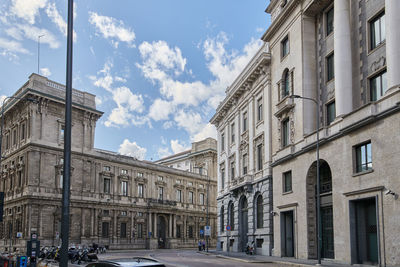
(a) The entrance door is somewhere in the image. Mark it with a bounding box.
[321,206,334,258]
[157,216,167,249]
[239,197,248,252]
[281,210,294,257]
[351,198,379,264]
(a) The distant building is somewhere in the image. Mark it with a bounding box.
[0,74,217,251]
[155,138,217,178]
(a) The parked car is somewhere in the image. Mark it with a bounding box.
[85,258,166,267]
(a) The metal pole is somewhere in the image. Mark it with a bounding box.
[37,35,44,74]
[206,174,209,252]
[316,97,321,265]
[60,0,73,266]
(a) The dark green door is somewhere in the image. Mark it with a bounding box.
[321,206,334,258]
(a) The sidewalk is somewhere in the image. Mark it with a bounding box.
[199,250,352,267]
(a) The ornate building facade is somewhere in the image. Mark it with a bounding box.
[262,0,400,266]
[212,0,400,266]
[210,42,274,256]
[0,74,217,252]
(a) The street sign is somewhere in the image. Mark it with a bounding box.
[204,225,211,236]
[199,229,204,235]
[226,225,231,231]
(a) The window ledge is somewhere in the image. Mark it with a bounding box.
[352,169,374,177]
[368,41,386,56]
[282,190,293,195]
[256,120,264,127]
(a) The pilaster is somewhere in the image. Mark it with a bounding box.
[386,0,400,89]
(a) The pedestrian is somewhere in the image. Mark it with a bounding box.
[198,240,202,251]
[202,240,205,251]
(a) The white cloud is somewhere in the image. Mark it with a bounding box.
[40,67,51,76]
[0,38,29,54]
[173,110,204,136]
[113,86,144,113]
[89,12,135,47]
[148,99,174,121]
[170,140,190,154]
[162,121,174,129]
[157,147,171,159]
[45,2,77,41]
[95,96,103,107]
[118,139,146,160]
[192,123,217,142]
[10,0,47,24]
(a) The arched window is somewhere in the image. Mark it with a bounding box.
[283,70,290,97]
[256,195,263,228]
[220,206,225,233]
[229,202,235,231]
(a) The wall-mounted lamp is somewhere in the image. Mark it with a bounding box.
[384,189,398,200]
[270,211,277,216]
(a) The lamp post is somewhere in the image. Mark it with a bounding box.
[289,94,321,265]
[0,96,38,252]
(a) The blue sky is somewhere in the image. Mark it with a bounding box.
[0,0,271,161]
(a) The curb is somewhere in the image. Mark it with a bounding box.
[216,254,273,263]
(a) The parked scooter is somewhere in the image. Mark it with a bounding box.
[245,241,254,255]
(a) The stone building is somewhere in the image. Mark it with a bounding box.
[210,42,274,256]
[155,138,217,178]
[262,0,400,266]
[0,74,217,252]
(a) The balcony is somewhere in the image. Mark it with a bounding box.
[147,198,177,207]
[274,96,295,118]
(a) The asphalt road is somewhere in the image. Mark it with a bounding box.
[97,249,286,267]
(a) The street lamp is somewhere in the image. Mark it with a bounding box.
[0,95,38,252]
[289,94,321,265]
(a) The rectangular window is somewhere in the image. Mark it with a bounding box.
[355,142,372,173]
[221,133,225,151]
[326,7,334,35]
[326,53,334,82]
[138,184,144,198]
[283,171,292,193]
[12,129,17,146]
[137,172,143,177]
[231,123,235,143]
[221,167,225,189]
[281,36,289,58]
[6,134,9,150]
[121,211,127,216]
[257,144,263,171]
[230,161,235,179]
[370,12,385,50]
[187,181,193,186]
[158,187,164,200]
[370,71,387,101]
[282,118,290,147]
[326,101,336,125]
[138,212,143,217]
[188,191,194,204]
[121,169,128,175]
[199,193,205,205]
[176,189,182,202]
[120,223,127,238]
[121,181,128,196]
[60,125,65,141]
[257,98,263,121]
[242,154,248,175]
[176,179,181,184]
[242,112,248,132]
[103,166,111,172]
[158,176,163,181]
[102,222,109,238]
[20,123,26,140]
[137,223,143,238]
[59,174,63,189]
[104,178,111,194]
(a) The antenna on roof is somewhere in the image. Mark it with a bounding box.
[37,34,45,75]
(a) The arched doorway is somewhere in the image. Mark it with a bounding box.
[157,215,167,248]
[239,196,248,252]
[306,160,334,259]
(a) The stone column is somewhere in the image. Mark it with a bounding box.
[169,214,172,238]
[148,212,152,238]
[302,15,317,134]
[234,112,240,178]
[173,214,177,238]
[248,99,254,173]
[154,213,158,238]
[334,0,353,116]
[386,0,400,89]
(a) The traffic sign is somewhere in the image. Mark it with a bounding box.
[226,225,231,231]
[204,225,211,236]
[200,229,204,235]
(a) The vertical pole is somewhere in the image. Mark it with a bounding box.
[60,0,73,267]
[206,175,209,252]
[316,98,321,265]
